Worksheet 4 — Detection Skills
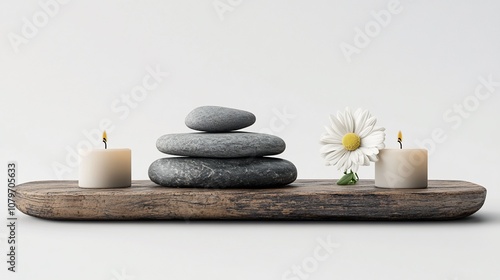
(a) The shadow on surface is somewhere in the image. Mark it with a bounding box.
[33,211,499,226]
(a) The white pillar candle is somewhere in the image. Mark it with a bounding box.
[375,149,428,189]
[79,149,131,189]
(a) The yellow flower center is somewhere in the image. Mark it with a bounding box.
[342,133,361,151]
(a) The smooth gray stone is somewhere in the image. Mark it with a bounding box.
[148,157,297,188]
[156,132,286,158]
[185,106,256,132]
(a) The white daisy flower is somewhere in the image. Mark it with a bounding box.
[320,108,385,173]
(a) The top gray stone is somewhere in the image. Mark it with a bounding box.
[185,106,256,132]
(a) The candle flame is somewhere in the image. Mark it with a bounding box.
[102,131,108,149]
[397,131,403,149]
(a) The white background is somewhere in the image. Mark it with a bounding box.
[1,0,500,279]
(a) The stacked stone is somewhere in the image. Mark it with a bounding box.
[148,106,297,188]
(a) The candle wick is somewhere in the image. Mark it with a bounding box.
[103,139,107,149]
[398,139,402,149]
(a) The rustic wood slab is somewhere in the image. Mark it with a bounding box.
[14,180,486,221]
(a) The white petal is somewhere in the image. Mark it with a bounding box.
[365,116,377,129]
[377,142,385,149]
[359,146,379,156]
[344,155,353,171]
[363,154,370,165]
[343,109,355,133]
[354,109,370,135]
[343,150,359,172]
[358,116,378,138]
[371,126,385,132]
[361,131,385,148]
[356,149,370,166]
[324,148,346,165]
[336,109,352,134]
[356,150,365,165]
[329,115,348,136]
[324,125,336,136]
[320,143,342,153]
[337,150,350,171]
[367,154,378,162]
[358,127,372,138]
[320,134,342,144]
[351,164,359,173]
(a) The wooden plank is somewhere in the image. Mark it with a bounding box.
[14,180,486,221]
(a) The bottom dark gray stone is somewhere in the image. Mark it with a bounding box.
[148,157,297,188]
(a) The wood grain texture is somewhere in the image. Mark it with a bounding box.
[14,180,486,221]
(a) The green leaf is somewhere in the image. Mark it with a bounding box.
[337,172,354,185]
[337,171,359,185]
